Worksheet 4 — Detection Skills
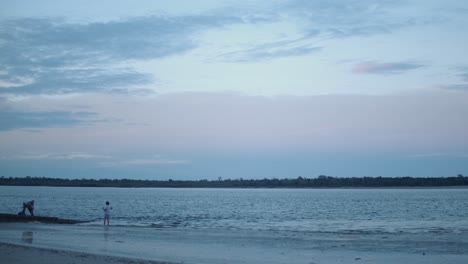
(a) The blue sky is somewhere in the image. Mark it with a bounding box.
[1,0,467,179]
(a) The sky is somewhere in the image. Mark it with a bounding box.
[1,0,467,180]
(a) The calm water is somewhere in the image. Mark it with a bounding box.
[1,186,467,235]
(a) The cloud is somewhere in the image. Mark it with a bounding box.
[0,15,242,95]
[407,153,468,159]
[216,0,435,62]
[219,41,321,62]
[461,72,468,82]
[1,91,468,161]
[0,16,239,64]
[440,84,468,91]
[6,152,111,160]
[438,68,468,92]
[1,68,153,95]
[441,66,468,90]
[35,91,463,153]
[282,0,429,38]
[351,61,424,74]
[100,157,190,167]
[0,110,103,131]
[2,151,188,168]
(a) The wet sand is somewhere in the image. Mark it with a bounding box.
[1,222,467,264]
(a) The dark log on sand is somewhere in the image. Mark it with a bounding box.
[0,213,91,224]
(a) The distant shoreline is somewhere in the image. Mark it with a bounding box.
[2,183,468,189]
[1,186,468,190]
[1,176,467,188]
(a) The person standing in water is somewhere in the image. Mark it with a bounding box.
[102,201,112,226]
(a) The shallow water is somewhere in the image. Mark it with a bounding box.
[2,186,468,263]
[1,186,467,236]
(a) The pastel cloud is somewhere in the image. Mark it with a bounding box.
[351,61,424,74]
[4,91,467,153]
[1,91,467,179]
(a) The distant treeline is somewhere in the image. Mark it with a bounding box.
[0,175,467,188]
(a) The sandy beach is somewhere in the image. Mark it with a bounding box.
[0,242,173,264]
[1,222,468,264]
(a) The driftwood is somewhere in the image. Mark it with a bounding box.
[0,213,91,224]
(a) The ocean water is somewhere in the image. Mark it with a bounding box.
[1,186,467,236]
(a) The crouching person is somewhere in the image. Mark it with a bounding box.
[19,200,34,216]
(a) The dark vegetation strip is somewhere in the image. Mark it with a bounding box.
[0,175,467,188]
